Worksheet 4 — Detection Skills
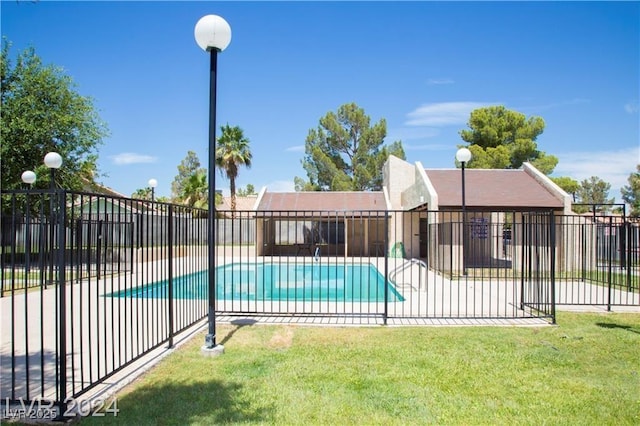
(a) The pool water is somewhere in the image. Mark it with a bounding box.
[110,263,404,302]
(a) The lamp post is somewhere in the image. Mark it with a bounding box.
[21,170,37,188]
[456,147,472,275]
[44,152,63,189]
[148,178,158,202]
[195,14,231,354]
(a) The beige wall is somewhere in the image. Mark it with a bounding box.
[402,162,439,211]
[383,155,415,209]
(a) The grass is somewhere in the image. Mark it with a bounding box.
[81,312,640,425]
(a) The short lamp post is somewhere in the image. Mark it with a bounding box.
[44,152,63,189]
[21,170,37,188]
[148,178,158,202]
[456,147,472,276]
[195,14,231,354]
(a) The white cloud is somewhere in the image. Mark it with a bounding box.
[405,102,495,127]
[110,152,157,165]
[285,145,305,153]
[624,101,639,114]
[554,147,640,197]
[427,78,454,85]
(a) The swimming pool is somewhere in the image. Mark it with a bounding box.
[110,262,404,302]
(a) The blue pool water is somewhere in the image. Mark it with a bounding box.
[109,263,404,302]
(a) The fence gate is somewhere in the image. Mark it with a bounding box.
[382,210,556,322]
[519,211,555,321]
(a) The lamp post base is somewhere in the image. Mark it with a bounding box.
[201,344,225,357]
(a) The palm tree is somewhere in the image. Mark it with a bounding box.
[180,171,208,216]
[216,124,252,215]
[132,187,153,200]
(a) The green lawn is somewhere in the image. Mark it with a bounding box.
[83,312,640,425]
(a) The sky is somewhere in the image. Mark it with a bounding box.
[2,1,639,201]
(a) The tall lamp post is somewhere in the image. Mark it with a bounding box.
[194,14,231,354]
[456,147,472,275]
[148,178,158,202]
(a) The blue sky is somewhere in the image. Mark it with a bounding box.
[2,1,639,201]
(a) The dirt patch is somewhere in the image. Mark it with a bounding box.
[268,326,294,350]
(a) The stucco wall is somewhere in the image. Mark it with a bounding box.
[383,155,415,209]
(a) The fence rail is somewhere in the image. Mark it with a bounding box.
[1,189,638,416]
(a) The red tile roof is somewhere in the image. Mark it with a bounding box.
[257,191,386,211]
[425,169,564,209]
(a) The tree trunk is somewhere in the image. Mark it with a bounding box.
[230,177,236,219]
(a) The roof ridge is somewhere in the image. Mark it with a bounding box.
[271,191,384,194]
[425,168,523,172]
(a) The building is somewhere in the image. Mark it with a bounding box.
[251,155,574,273]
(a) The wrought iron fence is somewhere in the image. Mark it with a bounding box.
[2,188,638,417]
[1,189,209,418]
[219,209,556,321]
[555,214,639,307]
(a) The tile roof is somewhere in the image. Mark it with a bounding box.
[425,169,564,209]
[257,191,386,211]
[219,196,258,211]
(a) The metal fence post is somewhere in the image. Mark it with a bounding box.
[97,219,103,280]
[168,204,174,348]
[48,191,55,290]
[625,221,632,291]
[550,210,556,324]
[25,193,32,276]
[607,216,613,311]
[57,190,68,414]
[520,214,526,310]
[383,210,389,325]
[581,222,587,283]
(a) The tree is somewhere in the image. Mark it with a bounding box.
[459,106,557,174]
[294,176,316,192]
[216,124,252,214]
[1,39,108,191]
[621,164,640,217]
[551,176,580,201]
[300,103,405,191]
[131,187,152,200]
[171,151,204,201]
[237,184,257,197]
[179,170,208,209]
[576,176,615,213]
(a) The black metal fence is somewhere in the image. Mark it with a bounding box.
[225,209,557,321]
[1,189,638,417]
[556,214,639,307]
[1,189,209,418]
